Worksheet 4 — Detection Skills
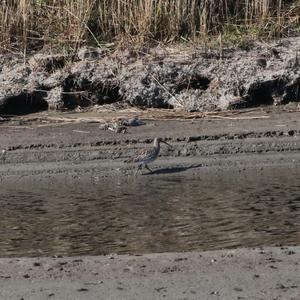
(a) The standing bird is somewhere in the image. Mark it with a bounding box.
[126,137,172,175]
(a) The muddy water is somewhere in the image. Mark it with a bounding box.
[0,167,300,257]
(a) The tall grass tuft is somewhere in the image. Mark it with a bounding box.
[0,0,299,52]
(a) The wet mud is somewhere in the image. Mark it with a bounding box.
[0,106,300,299]
[1,247,300,299]
[0,107,299,180]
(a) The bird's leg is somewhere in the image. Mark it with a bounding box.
[145,164,153,174]
[135,164,142,176]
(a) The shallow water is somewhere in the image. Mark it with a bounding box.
[0,167,300,257]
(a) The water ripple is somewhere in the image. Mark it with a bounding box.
[0,166,299,257]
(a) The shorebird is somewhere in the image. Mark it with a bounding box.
[126,137,172,175]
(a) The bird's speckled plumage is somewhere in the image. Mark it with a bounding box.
[126,137,171,175]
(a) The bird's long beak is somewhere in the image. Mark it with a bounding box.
[161,140,172,148]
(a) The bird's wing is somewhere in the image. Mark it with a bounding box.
[124,146,157,163]
[132,148,153,163]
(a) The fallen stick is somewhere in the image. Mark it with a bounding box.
[207,115,270,120]
[72,130,91,134]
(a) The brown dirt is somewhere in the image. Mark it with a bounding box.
[0,107,300,299]
[0,247,300,299]
[0,106,300,180]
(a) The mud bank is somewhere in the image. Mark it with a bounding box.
[0,247,300,299]
[0,37,299,115]
[0,108,299,181]
[1,104,300,299]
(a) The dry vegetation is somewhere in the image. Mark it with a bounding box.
[0,0,299,53]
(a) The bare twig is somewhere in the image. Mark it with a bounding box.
[23,88,86,95]
[150,75,183,108]
[72,130,91,134]
[63,2,102,49]
[207,115,270,120]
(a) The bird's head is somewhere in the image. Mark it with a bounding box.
[154,137,172,148]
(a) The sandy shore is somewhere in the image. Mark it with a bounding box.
[0,247,299,299]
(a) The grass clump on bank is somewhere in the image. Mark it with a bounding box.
[0,0,299,53]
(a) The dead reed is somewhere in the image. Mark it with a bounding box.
[0,0,299,52]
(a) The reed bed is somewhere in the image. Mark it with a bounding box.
[0,0,299,52]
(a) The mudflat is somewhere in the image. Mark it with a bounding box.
[0,247,300,299]
[0,107,300,180]
[1,107,300,299]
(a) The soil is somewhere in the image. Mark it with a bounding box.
[0,107,300,300]
[0,106,299,181]
[0,37,300,299]
[0,37,299,114]
[0,247,300,299]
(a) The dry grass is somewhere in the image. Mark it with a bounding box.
[0,0,299,53]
